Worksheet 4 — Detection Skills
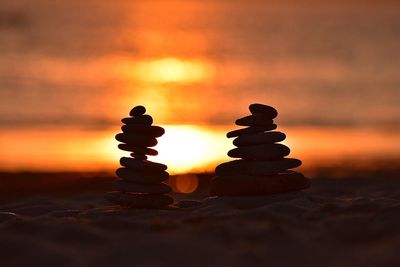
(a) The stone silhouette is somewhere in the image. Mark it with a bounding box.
[105,105,173,208]
[211,103,310,196]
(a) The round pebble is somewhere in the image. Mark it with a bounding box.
[118,144,158,155]
[121,125,165,137]
[104,191,173,208]
[227,125,277,138]
[235,114,274,127]
[112,179,171,194]
[215,158,302,176]
[120,158,167,171]
[129,105,146,117]
[233,131,286,146]
[210,171,310,196]
[228,143,290,160]
[249,103,278,118]
[116,168,169,183]
[121,115,153,125]
[115,133,158,147]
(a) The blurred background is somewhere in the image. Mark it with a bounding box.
[1,0,400,192]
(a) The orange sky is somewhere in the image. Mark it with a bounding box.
[0,1,399,174]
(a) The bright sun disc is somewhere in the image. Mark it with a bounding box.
[154,125,230,174]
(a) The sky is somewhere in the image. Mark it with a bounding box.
[0,0,399,174]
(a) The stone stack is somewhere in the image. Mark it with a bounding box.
[105,105,173,208]
[211,103,310,196]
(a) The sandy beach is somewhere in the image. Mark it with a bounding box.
[1,172,400,267]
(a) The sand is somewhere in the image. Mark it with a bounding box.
[1,175,400,267]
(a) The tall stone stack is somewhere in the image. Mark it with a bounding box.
[211,103,310,196]
[105,105,173,208]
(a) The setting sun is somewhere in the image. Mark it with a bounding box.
[155,125,231,174]
[99,125,232,175]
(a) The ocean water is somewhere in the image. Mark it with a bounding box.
[0,0,399,172]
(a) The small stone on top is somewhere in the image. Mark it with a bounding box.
[249,103,278,119]
[129,105,146,117]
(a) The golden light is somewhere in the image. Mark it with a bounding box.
[2,125,399,174]
[118,57,215,84]
[154,125,231,174]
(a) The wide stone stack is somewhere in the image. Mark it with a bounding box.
[211,103,310,196]
[105,105,173,208]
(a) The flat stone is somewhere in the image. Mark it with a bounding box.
[118,144,158,155]
[116,167,169,183]
[121,115,153,125]
[249,103,278,119]
[120,157,167,171]
[131,154,147,160]
[228,143,290,160]
[235,114,274,127]
[104,191,173,208]
[227,125,277,138]
[216,158,302,176]
[210,171,310,196]
[131,152,156,159]
[129,105,146,117]
[233,131,286,146]
[122,125,165,137]
[115,133,157,147]
[112,179,171,194]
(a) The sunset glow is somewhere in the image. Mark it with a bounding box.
[118,57,215,84]
[1,126,399,176]
[155,125,231,174]
[1,1,400,178]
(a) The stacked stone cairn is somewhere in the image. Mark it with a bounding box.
[211,103,310,196]
[105,105,173,208]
